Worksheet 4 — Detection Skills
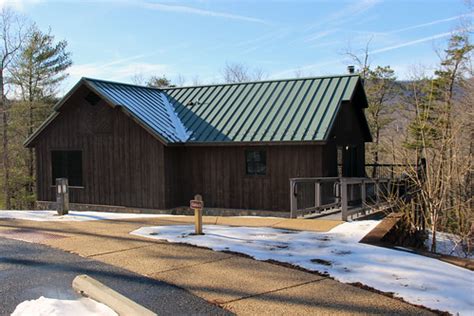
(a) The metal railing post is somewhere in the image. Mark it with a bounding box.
[314,181,321,208]
[290,179,297,219]
[341,178,348,221]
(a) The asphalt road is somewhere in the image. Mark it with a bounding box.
[0,237,231,315]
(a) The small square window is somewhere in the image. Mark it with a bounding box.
[52,151,83,186]
[85,92,101,106]
[246,150,266,175]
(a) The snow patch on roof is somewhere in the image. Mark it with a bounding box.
[160,93,190,142]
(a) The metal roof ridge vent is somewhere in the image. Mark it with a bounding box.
[160,93,190,142]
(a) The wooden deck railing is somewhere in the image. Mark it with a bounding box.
[289,177,393,220]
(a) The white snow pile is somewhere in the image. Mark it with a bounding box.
[131,221,474,315]
[0,210,177,222]
[11,296,117,316]
[425,230,473,259]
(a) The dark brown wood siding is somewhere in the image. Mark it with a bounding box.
[32,88,368,212]
[34,85,167,209]
[164,144,325,211]
[328,101,367,176]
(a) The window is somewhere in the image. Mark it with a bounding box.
[85,92,100,106]
[246,150,266,175]
[52,151,83,186]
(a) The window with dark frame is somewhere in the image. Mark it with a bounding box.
[245,150,267,175]
[51,151,83,186]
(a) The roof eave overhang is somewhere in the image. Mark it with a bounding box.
[24,112,59,147]
[167,140,328,147]
[354,77,369,109]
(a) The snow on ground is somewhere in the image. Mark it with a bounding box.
[425,230,473,259]
[131,221,474,315]
[0,210,180,222]
[11,296,117,316]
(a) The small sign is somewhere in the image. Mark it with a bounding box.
[190,200,203,209]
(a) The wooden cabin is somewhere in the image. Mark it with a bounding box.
[25,75,372,215]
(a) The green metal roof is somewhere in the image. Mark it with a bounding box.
[162,74,363,142]
[25,74,368,147]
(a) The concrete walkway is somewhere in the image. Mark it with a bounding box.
[0,215,433,315]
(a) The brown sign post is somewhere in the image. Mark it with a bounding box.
[190,194,204,235]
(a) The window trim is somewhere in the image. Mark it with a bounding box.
[245,149,267,176]
[50,149,84,188]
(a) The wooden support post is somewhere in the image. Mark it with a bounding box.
[56,178,69,216]
[195,208,203,235]
[290,180,297,219]
[341,179,348,221]
[314,181,321,208]
[360,180,366,205]
[190,194,204,235]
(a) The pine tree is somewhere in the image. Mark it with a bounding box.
[146,75,172,88]
[403,77,439,159]
[9,26,71,208]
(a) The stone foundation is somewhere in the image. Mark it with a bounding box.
[36,201,290,218]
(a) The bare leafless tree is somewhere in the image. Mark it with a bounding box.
[345,39,372,80]
[191,75,202,86]
[394,32,473,255]
[130,72,146,86]
[0,8,26,209]
[222,62,266,83]
[174,74,186,87]
[293,69,315,78]
[393,111,473,255]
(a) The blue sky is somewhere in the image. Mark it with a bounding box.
[4,0,472,91]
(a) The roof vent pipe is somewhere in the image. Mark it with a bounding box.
[347,65,355,74]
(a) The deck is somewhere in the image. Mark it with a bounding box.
[289,177,402,221]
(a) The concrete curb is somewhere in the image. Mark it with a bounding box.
[72,274,157,316]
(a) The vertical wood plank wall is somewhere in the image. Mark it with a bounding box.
[164,145,326,211]
[34,85,167,209]
[33,87,368,212]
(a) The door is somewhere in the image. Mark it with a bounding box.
[338,145,359,177]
